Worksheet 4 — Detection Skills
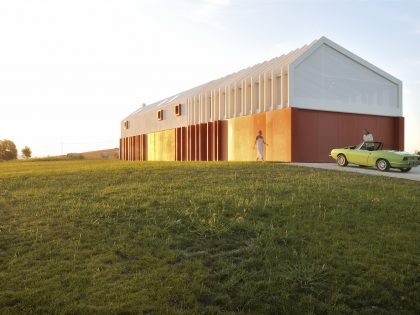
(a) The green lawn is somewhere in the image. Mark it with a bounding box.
[0,160,418,314]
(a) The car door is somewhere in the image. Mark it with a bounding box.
[348,149,370,165]
[366,151,389,167]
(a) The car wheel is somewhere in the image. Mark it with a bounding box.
[337,154,348,167]
[376,159,390,172]
[399,167,412,173]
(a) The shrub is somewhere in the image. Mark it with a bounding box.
[0,139,18,160]
[21,146,32,159]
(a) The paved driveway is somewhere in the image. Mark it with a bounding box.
[291,163,420,182]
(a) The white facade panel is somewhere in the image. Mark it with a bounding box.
[121,101,188,138]
[290,43,402,117]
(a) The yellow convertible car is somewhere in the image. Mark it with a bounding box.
[330,142,420,172]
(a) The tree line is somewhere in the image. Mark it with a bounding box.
[0,139,31,160]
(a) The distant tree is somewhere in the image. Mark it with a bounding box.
[0,139,18,161]
[22,146,32,159]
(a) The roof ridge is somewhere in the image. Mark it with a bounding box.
[128,38,316,117]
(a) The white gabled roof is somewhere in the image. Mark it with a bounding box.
[288,36,402,116]
[126,36,402,120]
[127,39,316,118]
[290,36,402,86]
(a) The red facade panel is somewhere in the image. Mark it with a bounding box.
[135,135,140,160]
[176,128,182,161]
[125,138,128,161]
[291,108,404,162]
[195,125,199,160]
[218,120,228,161]
[175,127,188,161]
[139,135,143,161]
[395,117,404,151]
[188,125,195,161]
[194,125,199,160]
[131,136,134,160]
[200,123,207,161]
[181,127,187,161]
[207,122,214,161]
[143,134,148,161]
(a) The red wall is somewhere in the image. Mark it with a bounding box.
[291,108,404,162]
[120,109,404,163]
[175,121,228,161]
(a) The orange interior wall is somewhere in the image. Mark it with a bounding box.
[228,112,266,161]
[266,108,292,162]
[228,110,292,162]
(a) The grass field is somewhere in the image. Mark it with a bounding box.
[0,160,419,314]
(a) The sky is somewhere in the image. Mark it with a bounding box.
[0,0,419,157]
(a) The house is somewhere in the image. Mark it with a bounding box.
[120,37,403,162]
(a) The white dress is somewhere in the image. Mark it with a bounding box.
[256,136,264,159]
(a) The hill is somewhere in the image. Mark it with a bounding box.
[30,148,119,161]
[77,147,119,159]
[0,160,418,314]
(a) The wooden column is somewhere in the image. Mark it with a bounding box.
[181,127,187,161]
[191,126,194,160]
[125,138,128,160]
[200,123,207,161]
[207,122,213,161]
[218,120,228,161]
[175,128,181,161]
[143,134,148,161]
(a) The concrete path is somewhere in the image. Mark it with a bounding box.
[290,163,420,182]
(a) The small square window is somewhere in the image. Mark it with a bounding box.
[175,104,182,116]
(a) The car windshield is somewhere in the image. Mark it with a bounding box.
[355,142,382,151]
